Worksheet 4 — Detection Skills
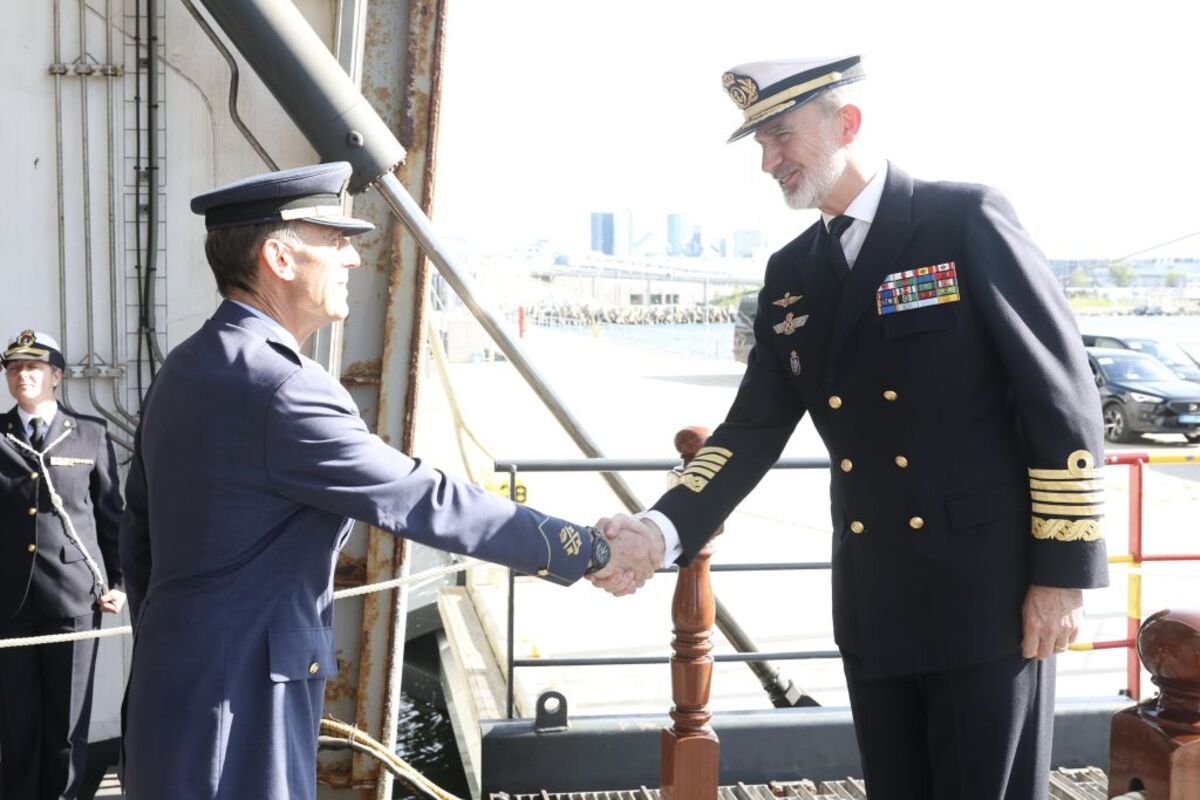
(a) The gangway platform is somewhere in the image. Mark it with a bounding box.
[489,766,1110,799]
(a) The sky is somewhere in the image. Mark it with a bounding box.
[431,0,1200,261]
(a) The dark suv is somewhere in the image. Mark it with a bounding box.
[1086,347,1200,443]
[1081,334,1200,383]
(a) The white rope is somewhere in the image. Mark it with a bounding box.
[0,557,479,649]
[6,431,109,596]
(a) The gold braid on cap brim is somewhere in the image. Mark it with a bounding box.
[1028,450,1104,542]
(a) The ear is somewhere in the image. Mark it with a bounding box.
[836,104,863,145]
[259,236,298,283]
[51,367,63,387]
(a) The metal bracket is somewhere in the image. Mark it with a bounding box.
[533,690,569,733]
[65,366,126,379]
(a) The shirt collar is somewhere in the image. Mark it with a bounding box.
[822,160,889,228]
[17,403,58,434]
[228,300,301,353]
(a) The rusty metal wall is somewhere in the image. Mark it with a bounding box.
[318,0,447,793]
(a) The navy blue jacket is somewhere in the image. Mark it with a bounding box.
[1,406,122,618]
[119,301,594,799]
[654,165,1109,679]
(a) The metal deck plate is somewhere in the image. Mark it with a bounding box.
[490,766,1109,799]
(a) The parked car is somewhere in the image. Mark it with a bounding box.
[732,292,757,363]
[1086,347,1200,444]
[1081,334,1200,382]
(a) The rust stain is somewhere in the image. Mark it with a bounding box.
[339,359,381,386]
[323,650,359,703]
[334,552,367,588]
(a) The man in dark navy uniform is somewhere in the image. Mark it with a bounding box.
[598,57,1109,798]
[0,330,125,799]
[118,162,659,800]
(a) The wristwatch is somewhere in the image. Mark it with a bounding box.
[585,527,610,575]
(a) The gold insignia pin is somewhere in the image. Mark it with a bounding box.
[16,330,35,347]
[722,72,760,109]
[559,526,582,557]
[773,292,803,308]
[772,313,809,336]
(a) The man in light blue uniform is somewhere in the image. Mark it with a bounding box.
[118,162,659,799]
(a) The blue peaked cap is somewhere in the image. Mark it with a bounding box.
[190,162,374,235]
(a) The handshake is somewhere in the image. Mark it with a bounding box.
[586,514,667,597]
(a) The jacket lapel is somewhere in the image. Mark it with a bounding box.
[1,407,31,465]
[43,407,71,451]
[828,165,918,359]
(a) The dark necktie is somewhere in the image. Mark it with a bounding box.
[826,214,855,281]
[29,417,45,451]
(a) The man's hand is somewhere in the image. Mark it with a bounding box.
[586,514,666,597]
[97,588,127,615]
[1021,585,1083,660]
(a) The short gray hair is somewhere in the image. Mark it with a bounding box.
[203,222,301,296]
[813,76,865,118]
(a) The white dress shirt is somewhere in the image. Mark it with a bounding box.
[18,403,58,442]
[643,162,890,566]
[820,161,888,269]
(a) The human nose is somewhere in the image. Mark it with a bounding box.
[344,243,361,270]
[760,143,780,175]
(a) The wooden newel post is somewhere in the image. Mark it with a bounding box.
[1108,608,1200,798]
[661,426,720,800]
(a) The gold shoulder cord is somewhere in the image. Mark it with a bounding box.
[5,431,110,591]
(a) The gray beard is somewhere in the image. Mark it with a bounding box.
[782,148,846,210]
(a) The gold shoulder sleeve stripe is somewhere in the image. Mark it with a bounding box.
[1030,490,1105,504]
[695,446,734,459]
[1027,449,1101,480]
[682,464,719,480]
[1029,478,1105,492]
[1032,517,1103,542]
[690,453,730,468]
[1031,502,1105,517]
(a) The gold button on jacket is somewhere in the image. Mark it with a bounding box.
[850,521,865,534]
[894,455,909,468]
[828,395,843,409]
[308,662,319,675]
[26,543,36,553]
[840,459,853,472]
[883,390,898,401]
[909,517,925,530]
[27,507,37,516]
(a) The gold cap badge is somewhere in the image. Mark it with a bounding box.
[721,72,759,110]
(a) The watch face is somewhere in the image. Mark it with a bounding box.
[593,533,611,570]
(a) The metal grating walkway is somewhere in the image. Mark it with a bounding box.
[490,766,1109,800]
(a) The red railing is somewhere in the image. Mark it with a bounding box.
[1069,451,1200,700]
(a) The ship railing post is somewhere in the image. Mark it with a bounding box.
[1128,457,1144,701]
[661,427,719,800]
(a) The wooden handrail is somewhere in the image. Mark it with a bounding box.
[660,426,720,800]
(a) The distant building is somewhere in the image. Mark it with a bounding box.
[590,210,632,257]
[667,214,685,256]
[590,212,614,255]
[733,229,765,259]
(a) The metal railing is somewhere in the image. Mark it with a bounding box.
[494,456,834,719]
[1069,450,1200,700]
[496,449,1200,716]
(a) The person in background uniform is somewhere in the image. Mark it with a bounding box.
[595,56,1109,799]
[0,330,125,799]
[118,162,660,800]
